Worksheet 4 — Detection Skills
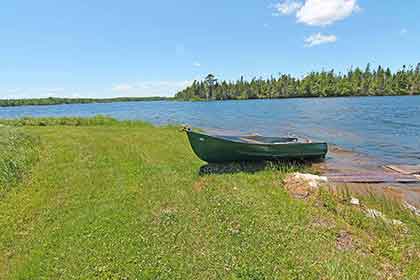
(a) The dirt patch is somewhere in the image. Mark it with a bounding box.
[383,186,405,201]
[193,177,208,192]
[310,216,335,230]
[336,230,353,251]
[377,263,402,280]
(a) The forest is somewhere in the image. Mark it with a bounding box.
[175,64,420,100]
[0,96,170,107]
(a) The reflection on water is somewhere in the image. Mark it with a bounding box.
[0,96,419,164]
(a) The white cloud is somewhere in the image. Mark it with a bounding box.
[6,88,23,94]
[1,81,192,99]
[297,0,360,26]
[44,88,65,94]
[193,62,201,67]
[112,84,134,92]
[274,1,302,15]
[305,33,337,47]
[1,87,77,99]
[1,88,23,99]
[111,81,192,97]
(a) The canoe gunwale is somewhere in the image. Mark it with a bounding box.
[190,130,326,146]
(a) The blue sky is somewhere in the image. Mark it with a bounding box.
[1,0,419,98]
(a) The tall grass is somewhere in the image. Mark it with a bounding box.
[0,115,120,127]
[0,126,39,194]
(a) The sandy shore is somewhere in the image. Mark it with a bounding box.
[314,145,420,208]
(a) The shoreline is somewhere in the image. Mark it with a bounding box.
[313,145,420,208]
[1,94,420,108]
[0,96,173,108]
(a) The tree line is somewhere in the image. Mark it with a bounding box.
[175,64,420,100]
[0,96,171,107]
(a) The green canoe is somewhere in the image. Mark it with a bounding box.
[185,128,328,163]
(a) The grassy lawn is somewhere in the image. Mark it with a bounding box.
[0,119,419,279]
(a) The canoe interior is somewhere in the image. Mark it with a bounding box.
[218,135,299,144]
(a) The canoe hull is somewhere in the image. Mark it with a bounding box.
[186,131,328,163]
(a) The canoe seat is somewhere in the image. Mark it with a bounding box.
[239,137,265,144]
[240,136,299,144]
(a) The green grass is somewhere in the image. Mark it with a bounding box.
[0,118,419,279]
[0,115,121,127]
[0,126,39,196]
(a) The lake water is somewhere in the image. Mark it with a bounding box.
[1,96,419,165]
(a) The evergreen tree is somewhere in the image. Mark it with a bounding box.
[174,64,420,100]
[204,74,217,100]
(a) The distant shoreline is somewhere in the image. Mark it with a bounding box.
[0,96,174,107]
[1,94,420,108]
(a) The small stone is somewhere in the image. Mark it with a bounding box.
[391,219,403,226]
[350,197,360,206]
[336,230,353,251]
[365,208,384,219]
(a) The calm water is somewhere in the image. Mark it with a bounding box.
[1,96,419,164]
